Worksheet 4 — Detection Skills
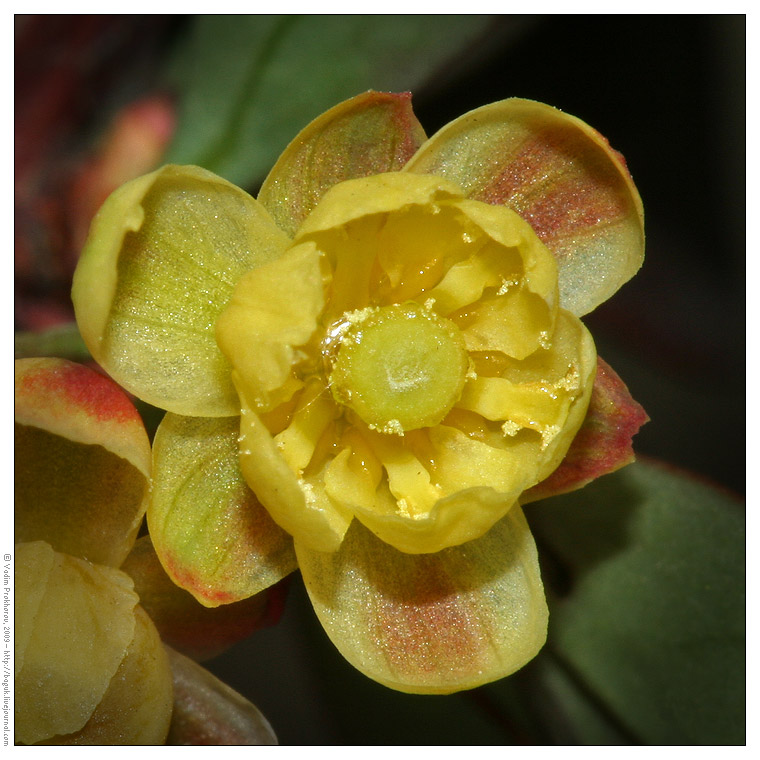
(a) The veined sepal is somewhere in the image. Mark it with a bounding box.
[72,164,291,417]
[405,98,645,317]
[296,505,548,694]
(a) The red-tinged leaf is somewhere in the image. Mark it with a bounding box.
[405,99,645,317]
[15,358,151,567]
[149,414,297,607]
[165,647,278,745]
[296,506,547,695]
[122,536,289,662]
[523,357,649,504]
[258,91,426,238]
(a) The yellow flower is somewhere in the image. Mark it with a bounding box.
[14,358,279,743]
[216,172,596,556]
[71,92,646,694]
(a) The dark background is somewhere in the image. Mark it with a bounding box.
[15,14,745,744]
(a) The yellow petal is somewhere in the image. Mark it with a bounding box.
[296,507,547,694]
[371,201,477,303]
[274,379,338,472]
[216,242,326,412]
[457,286,554,360]
[491,309,599,482]
[297,178,479,321]
[362,428,442,517]
[293,172,463,240]
[14,540,54,678]
[405,98,644,316]
[323,445,378,515]
[15,358,151,567]
[148,414,297,607]
[15,542,139,745]
[234,376,351,553]
[458,375,574,432]
[524,356,648,503]
[72,164,290,417]
[451,198,559,306]
[418,239,522,316]
[456,310,592,449]
[416,199,560,360]
[38,606,173,745]
[341,423,529,554]
[319,214,383,319]
[429,424,536,495]
[352,482,517,556]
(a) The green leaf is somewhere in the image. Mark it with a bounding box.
[164,15,490,187]
[528,459,745,744]
[478,655,634,744]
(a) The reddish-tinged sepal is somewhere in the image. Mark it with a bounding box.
[258,91,427,237]
[148,414,297,607]
[166,648,278,745]
[15,358,151,567]
[405,98,644,317]
[296,506,547,695]
[524,357,649,504]
[122,536,289,662]
[14,357,150,476]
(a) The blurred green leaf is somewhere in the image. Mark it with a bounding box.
[163,15,491,188]
[14,323,90,362]
[529,459,745,744]
[478,653,634,745]
[531,655,634,744]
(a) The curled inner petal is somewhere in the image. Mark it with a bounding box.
[456,287,554,360]
[216,242,328,412]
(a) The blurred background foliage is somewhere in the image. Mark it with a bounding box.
[15,14,745,744]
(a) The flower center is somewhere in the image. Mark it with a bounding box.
[328,302,468,434]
